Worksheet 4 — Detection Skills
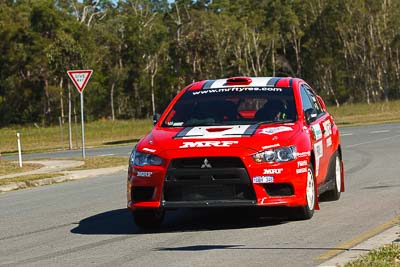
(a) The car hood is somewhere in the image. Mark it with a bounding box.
[136,123,302,157]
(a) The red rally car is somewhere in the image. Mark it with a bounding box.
[127,76,344,228]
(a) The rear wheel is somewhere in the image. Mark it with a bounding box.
[323,153,342,201]
[132,208,165,229]
[289,164,315,220]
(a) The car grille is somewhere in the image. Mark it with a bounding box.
[163,157,256,207]
[170,157,245,169]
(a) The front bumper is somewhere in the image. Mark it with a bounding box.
[127,156,308,209]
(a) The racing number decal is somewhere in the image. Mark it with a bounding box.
[314,141,323,176]
[311,124,323,140]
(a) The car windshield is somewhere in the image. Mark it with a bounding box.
[162,86,297,127]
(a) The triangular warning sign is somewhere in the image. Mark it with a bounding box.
[67,70,93,93]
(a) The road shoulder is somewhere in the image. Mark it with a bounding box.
[0,159,125,193]
[319,223,400,266]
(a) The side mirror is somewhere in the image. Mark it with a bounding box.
[316,95,326,111]
[304,108,318,124]
[152,113,161,125]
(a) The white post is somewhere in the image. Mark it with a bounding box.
[80,92,86,159]
[17,132,22,167]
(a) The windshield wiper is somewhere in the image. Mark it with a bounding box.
[254,119,295,126]
[183,122,219,127]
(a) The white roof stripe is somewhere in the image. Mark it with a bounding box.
[209,77,275,89]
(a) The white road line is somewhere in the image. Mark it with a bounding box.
[98,154,115,157]
[347,134,400,148]
[340,133,353,136]
[369,130,390,134]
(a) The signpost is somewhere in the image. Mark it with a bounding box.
[67,69,93,159]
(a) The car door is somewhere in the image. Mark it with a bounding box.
[299,84,330,186]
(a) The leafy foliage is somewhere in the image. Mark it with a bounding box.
[1,0,400,126]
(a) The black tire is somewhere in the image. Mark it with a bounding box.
[289,163,315,220]
[323,152,342,201]
[132,208,165,229]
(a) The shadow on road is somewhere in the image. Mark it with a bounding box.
[71,207,289,235]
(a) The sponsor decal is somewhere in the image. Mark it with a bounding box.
[253,176,274,184]
[296,168,307,174]
[311,124,323,140]
[326,136,332,147]
[297,160,308,167]
[168,122,184,126]
[179,140,239,148]
[143,147,156,153]
[136,171,152,177]
[192,87,283,96]
[177,125,253,139]
[260,126,293,135]
[296,151,311,158]
[322,120,332,137]
[261,143,280,150]
[314,141,324,176]
[263,168,283,175]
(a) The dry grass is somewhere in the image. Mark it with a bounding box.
[0,173,64,186]
[344,243,400,267]
[1,101,400,155]
[0,160,42,176]
[329,100,400,126]
[0,156,127,186]
[0,119,152,154]
[65,156,128,170]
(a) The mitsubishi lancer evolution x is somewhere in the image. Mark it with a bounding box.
[127,77,344,228]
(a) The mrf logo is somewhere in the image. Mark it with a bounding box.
[263,168,283,175]
[179,140,239,148]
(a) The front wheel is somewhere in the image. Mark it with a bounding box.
[132,208,165,229]
[323,152,342,201]
[289,164,315,220]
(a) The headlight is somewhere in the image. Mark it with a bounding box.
[253,146,296,163]
[130,150,163,166]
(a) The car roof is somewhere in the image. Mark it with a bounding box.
[187,77,295,91]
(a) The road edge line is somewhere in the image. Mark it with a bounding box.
[317,216,400,261]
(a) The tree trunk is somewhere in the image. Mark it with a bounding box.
[110,82,115,121]
[44,79,51,113]
[59,78,64,123]
[151,74,156,115]
[272,39,276,76]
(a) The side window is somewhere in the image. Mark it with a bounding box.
[304,85,323,115]
[300,86,314,112]
[301,85,324,115]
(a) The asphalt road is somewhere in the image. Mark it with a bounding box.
[1,123,400,266]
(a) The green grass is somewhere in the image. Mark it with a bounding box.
[344,243,400,267]
[329,100,400,126]
[0,119,152,154]
[1,101,400,155]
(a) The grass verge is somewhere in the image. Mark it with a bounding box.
[1,101,400,155]
[0,161,42,176]
[330,100,400,126]
[0,173,64,186]
[343,243,400,267]
[0,156,127,187]
[65,156,128,170]
[0,118,151,154]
